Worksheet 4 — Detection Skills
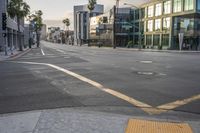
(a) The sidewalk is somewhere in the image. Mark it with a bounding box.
[117,48,200,53]
[0,47,31,61]
[0,108,199,133]
[80,44,200,53]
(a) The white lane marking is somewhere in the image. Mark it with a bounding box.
[158,73,167,76]
[140,61,153,64]
[137,72,154,75]
[56,49,65,54]
[41,49,45,55]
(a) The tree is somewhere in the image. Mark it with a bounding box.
[88,0,97,14]
[63,18,70,31]
[87,0,97,46]
[29,10,43,47]
[7,0,30,51]
[62,18,70,44]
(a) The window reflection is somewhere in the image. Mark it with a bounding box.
[164,1,171,14]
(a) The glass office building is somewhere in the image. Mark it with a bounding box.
[89,0,200,50]
[89,7,134,47]
[139,0,200,50]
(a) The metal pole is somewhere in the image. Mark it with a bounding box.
[11,30,13,55]
[4,31,8,56]
[113,6,116,49]
[139,9,142,49]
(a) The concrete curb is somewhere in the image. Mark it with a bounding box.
[116,48,200,53]
[85,45,200,53]
[7,48,31,60]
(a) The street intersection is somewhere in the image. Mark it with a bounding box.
[0,41,200,132]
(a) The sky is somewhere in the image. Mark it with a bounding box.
[25,0,148,30]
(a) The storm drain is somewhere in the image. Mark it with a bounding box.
[125,119,193,133]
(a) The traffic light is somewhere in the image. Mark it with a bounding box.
[2,13,7,30]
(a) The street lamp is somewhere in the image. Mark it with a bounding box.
[124,3,142,49]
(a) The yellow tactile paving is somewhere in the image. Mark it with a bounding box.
[125,119,193,133]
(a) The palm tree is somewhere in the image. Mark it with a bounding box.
[88,0,97,15]
[7,0,30,51]
[87,0,97,46]
[62,18,70,44]
[29,10,43,47]
[63,18,70,31]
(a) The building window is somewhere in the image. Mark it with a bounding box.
[135,9,139,20]
[162,34,169,46]
[146,35,152,45]
[141,8,145,19]
[164,1,171,14]
[148,5,154,17]
[147,20,153,32]
[155,3,162,16]
[153,35,160,46]
[155,19,161,31]
[198,0,200,10]
[184,0,194,11]
[173,0,182,12]
[135,22,139,32]
[163,17,170,30]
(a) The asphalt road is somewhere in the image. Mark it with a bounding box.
[0,41,200,121]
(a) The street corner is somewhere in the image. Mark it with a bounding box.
[125,119,194,133]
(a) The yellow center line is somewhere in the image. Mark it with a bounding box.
[157,94,200,111]
[10,61,153,114]
[9,61,200,115]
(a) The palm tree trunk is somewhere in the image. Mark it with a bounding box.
[17,18,23,51]
[66,26,69,44]
[36,30,40,47]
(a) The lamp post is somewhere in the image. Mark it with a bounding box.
[124,3,142,49]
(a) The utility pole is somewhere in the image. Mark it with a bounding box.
[112,6,116,49]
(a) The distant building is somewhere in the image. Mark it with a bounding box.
[24,24,30,47]
[24,24,36,47]
[47,27,62,43]
[0,0,25,53]
[90,0,200,50]
[90,7,134,47]
[74,4,104,45]
[41,24,47,40]
[139,0,200,50]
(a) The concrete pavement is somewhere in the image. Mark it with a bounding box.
[0,47,31,61]
[0,108,199,133]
